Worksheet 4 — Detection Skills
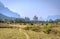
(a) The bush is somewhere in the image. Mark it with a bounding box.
[30,27,40,32]
[23,26,40,32]
[23,26,30,30]
[43,25,52,34]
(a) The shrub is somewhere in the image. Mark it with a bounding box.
[23,26,30,30]
[30,27,40,32]
[23,26,40,32]
[43,25,52,34]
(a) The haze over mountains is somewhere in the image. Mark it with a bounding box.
[46,15,60,20]
[0,2,20,18]
[0,1,60,21]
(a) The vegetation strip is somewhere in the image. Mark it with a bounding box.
[19,29,30,39]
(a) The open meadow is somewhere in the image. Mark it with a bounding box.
[0,23,60,39]
[0,0,60,39]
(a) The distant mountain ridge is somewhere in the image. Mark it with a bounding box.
[0,13,8,19]
[0,1,60,21]
[0,1,20,18]
[46,15,60,20]
[0,13,16,20]
[39,15,60,21]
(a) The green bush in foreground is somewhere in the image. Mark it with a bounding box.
[23,26,30,30]
[23,26,40,32]
[43,25,52,34]
[30,27,40,32]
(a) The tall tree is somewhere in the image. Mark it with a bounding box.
[33,15,38,21]
[25,17,30,21]
[14,18,25,23]
[49,19,53,23]
[0,18,4,23]
[25,17,30,23]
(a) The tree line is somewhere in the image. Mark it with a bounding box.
[0,15,60,24]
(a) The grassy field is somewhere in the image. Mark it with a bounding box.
[23,23,60,39]
[24,30,60,39]
[0,23,60,39]
[0,28,26,39]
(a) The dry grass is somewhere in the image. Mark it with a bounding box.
[0,23,60,39]
[0,28,26,39]
[24,30,60,39]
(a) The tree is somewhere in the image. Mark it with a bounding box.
[54,19,60,24]
[4,19,9,23]
[55,19,60,22]
[33,15,38,23]
[24,17,30,23]
[33,15,38,21]
[25,17,30,21]
[49,19,53,23]
[9,19,15,23]
[14,18,25,23]
[0,18,4,23]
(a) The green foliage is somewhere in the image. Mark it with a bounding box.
[23,26,30,30]
[9,19,14,23]
[0,19,4,23]
[23,26,40,32]
[30,27,40,32]
[25,17,30,21]
[43,25,52,34]
[33,15,38,21]
[14,18,25,23]
[49,19,53,23]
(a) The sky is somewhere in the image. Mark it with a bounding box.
[0,0,60,20]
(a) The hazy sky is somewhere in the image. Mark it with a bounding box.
[0,0,60,19]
